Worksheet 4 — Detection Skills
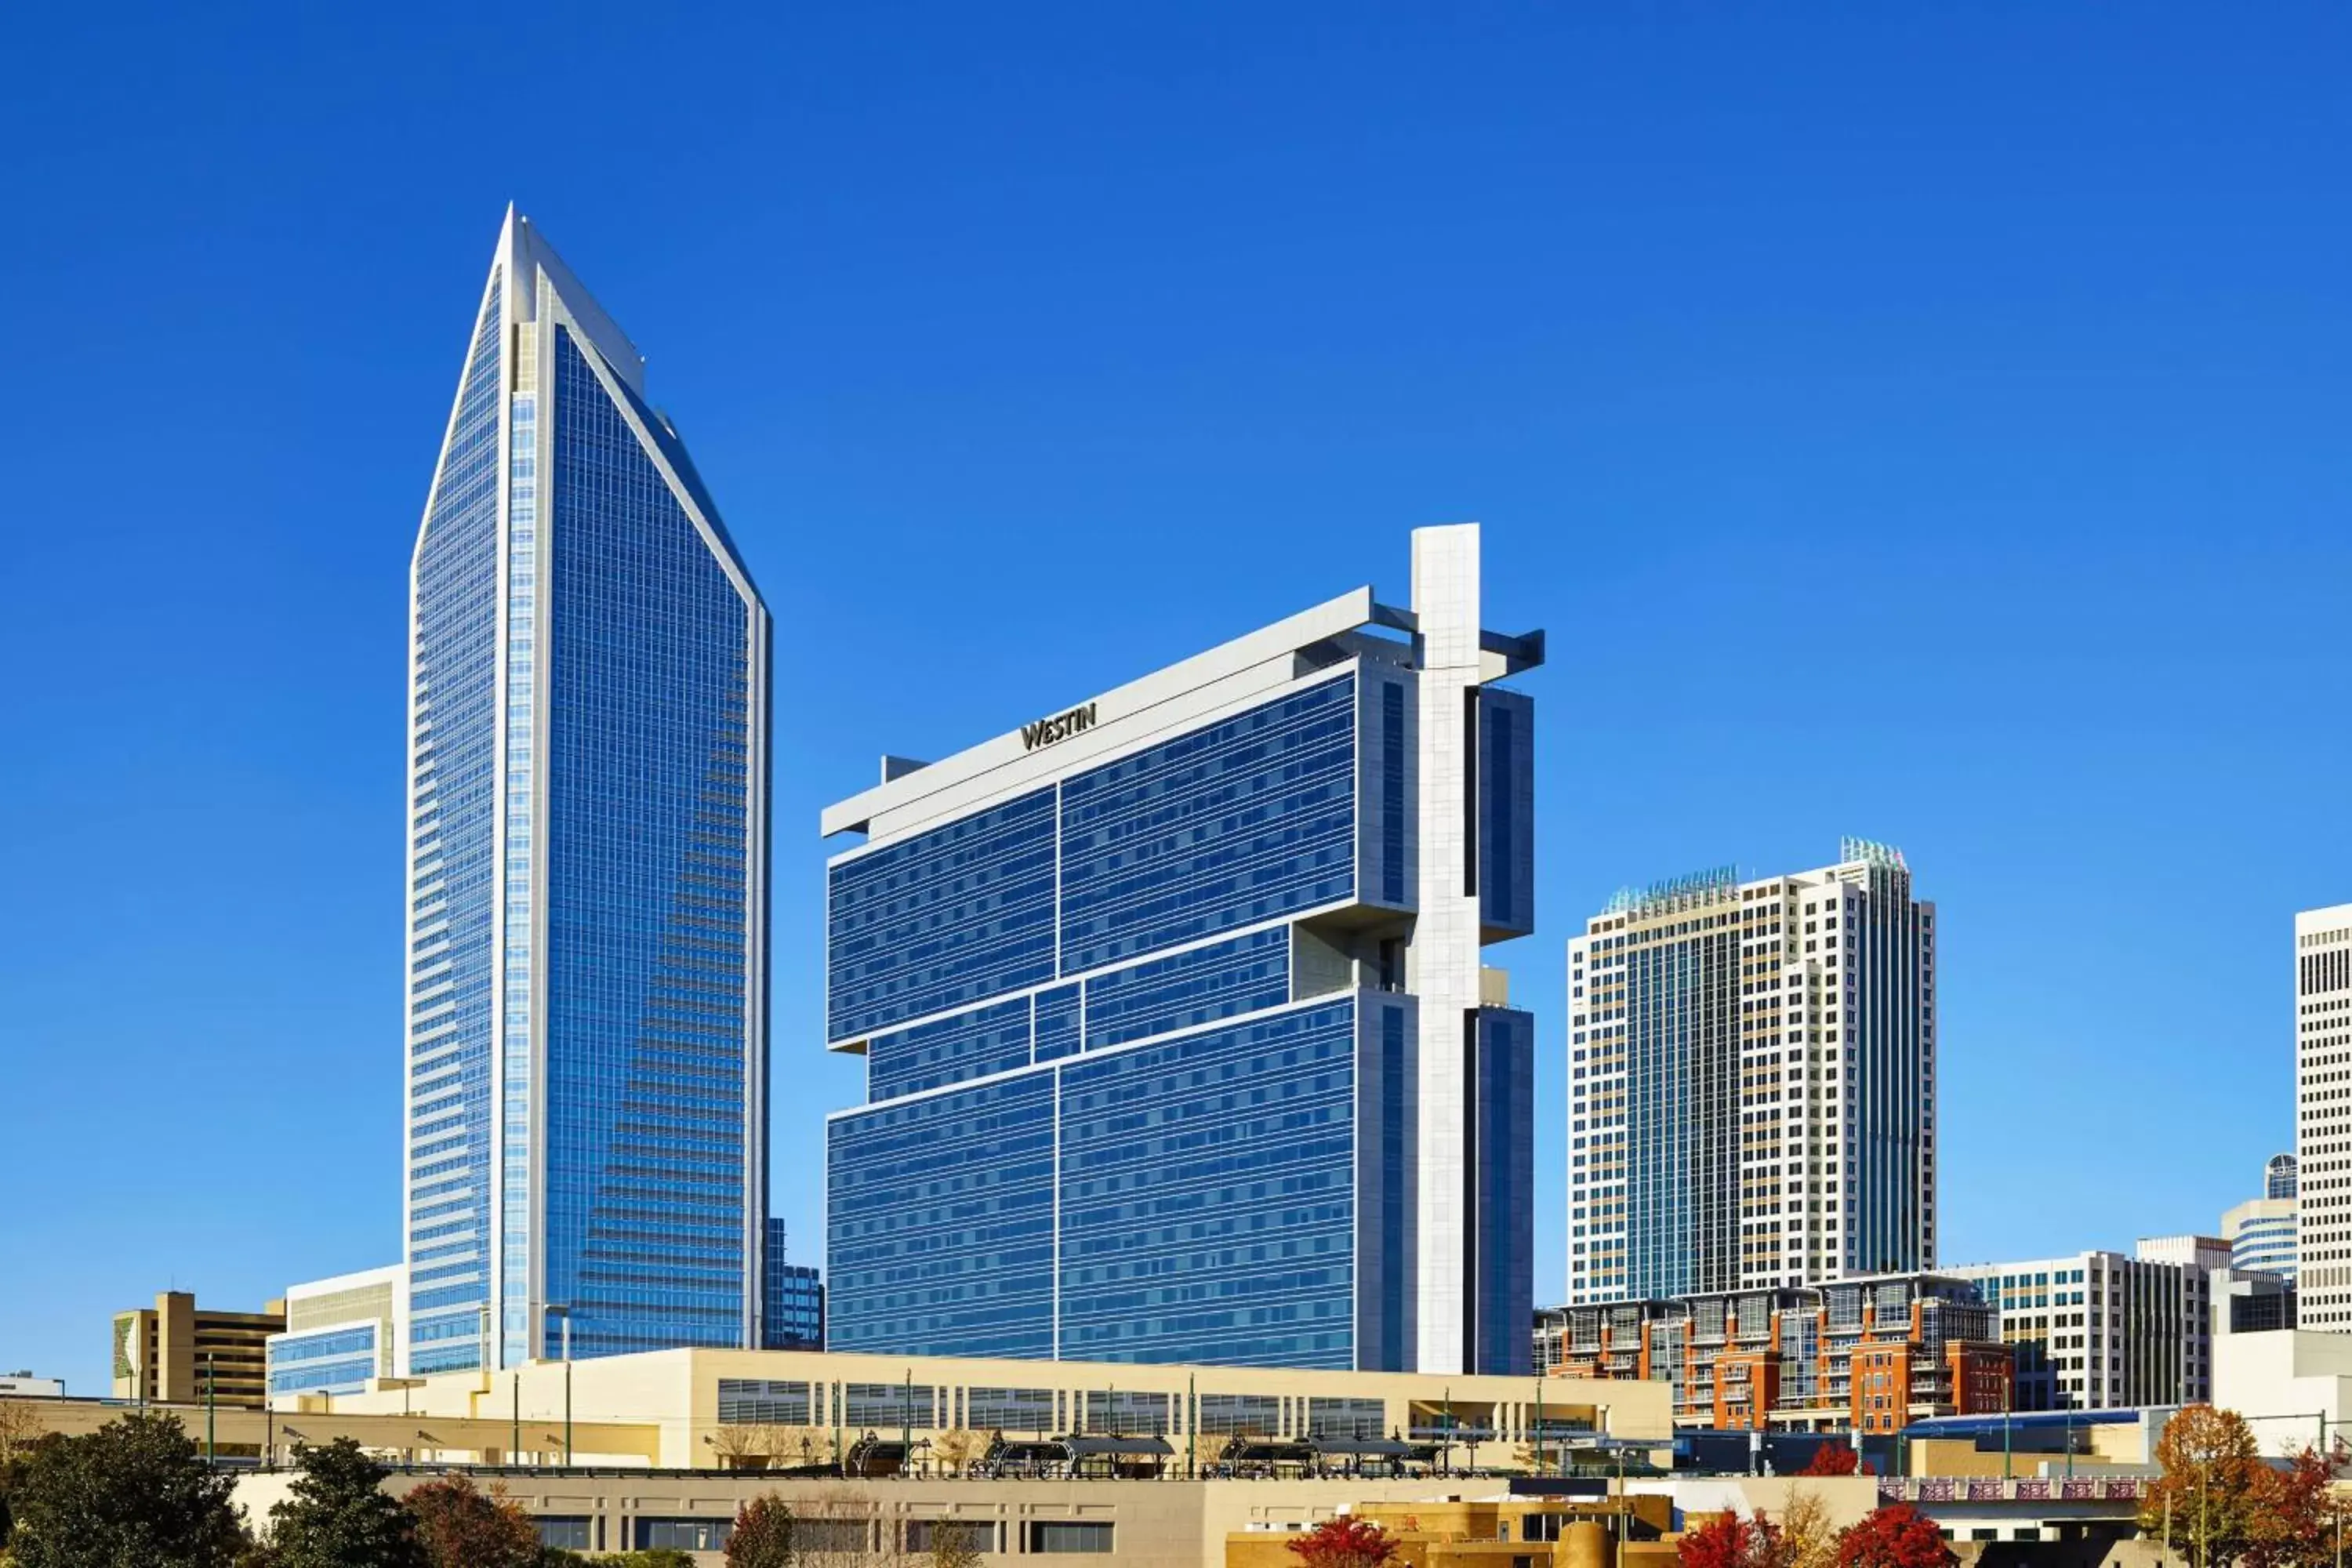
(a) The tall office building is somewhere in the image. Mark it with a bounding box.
[401,210,772,1373]
[2220,1153,2297,1283]
[822,524,1540,1374]
[1567,844,1936,1304]
[2297,906,2352,1326]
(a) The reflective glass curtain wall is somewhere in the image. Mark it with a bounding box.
[404,213,768,1374]
[827,581,1540,1374]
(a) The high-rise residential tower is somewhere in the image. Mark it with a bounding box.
[1566,844,1936,1305]
[401,210,772,1373]
[2296,906,2352,1326]
[821,524,1540,1374]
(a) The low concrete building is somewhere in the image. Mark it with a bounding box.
[112,1291,285,1408]
[307,1344,1675,1469]
[0,1372,64,1398]
[2212,1329,2352,1454]
[1228,1493,1675,1568]
[232,1472,1653,1568]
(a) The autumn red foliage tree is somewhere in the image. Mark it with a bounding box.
[1679,1511,1791,1568]
[1833,1504,1954,1568]
[724,1494,795,1568]
[1801,1444,1870,1477]
[402,1472,540,1568]
[2244,1448,2352,1568]
[1289,1516,1401,1568]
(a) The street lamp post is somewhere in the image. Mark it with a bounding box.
[546,1306,573,1465]
[1187,1374,1196,1480]
[204,1352,216,1464]
[1596,1402,1619,1512]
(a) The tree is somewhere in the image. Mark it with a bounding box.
[928,1520,985,1568]
[0,1432,42,1552]
[2245,1448,2352,1568]
[1780,1487,1838,1568]
[2141,1406,2278,1568]
[1832,1504,1955,1568]
[708,1425,777,1471]
[1801,1444,1867,1477]
[1289,1517,1399,1568]
[6,1411,247,1568]
[0,1402,44,1467]
[930,1428,982,1478]
[405,1471,543,1568]
[1679,1512,1791,1568]
[725,1494,795,1567]
[265,1438,426,1568]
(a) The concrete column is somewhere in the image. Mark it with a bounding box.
[1411,523,1484,1374]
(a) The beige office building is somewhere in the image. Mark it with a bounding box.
[2298,905,2352,1327]
[111,1291,285,1408]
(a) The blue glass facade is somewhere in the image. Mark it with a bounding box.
[404,216,768,1374]
[827,644,1537,1373]
[1055,677,1356,972]
[405,270,506,1371]
[762,1219,825,1350]
[1478,688,1535,938]
[1057,1000,1359,1367]
[539,328,756,1359]
[830,1071,1058,1359]
[1471,1007,1534,1374]
[267,1324,382,1398]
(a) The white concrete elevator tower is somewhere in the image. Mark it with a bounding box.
[2296,904,2352,1324]
[1409,525,1486,1374]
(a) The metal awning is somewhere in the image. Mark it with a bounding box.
[1310,1437,1415,1458]
[1064,1436,1173,1458]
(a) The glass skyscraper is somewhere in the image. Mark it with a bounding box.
[402,210,772,1373]
[822,524,1540,1374]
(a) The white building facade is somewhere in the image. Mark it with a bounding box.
[2298,906,2352,1327]
[1948,1241,2230,1411]
[1566,844,1936,1304]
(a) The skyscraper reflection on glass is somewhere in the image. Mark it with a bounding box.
[402,210,772,1373]
[822,525,1541,1374]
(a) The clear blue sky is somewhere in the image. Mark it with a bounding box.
[3,2,2346,1397]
